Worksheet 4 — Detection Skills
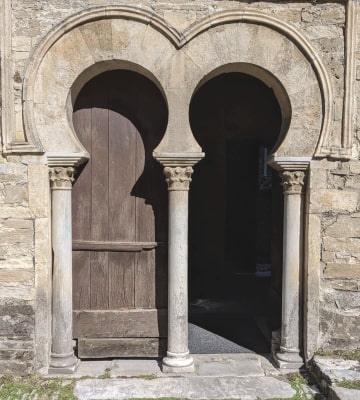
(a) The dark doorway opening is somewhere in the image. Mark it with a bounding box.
[189,72,284,354]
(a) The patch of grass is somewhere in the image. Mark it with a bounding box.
[268,372,320,400]
[132,374,157,380]
[0,375,77,400]
[98,367,112,379]
[337,379,360,390]
[315,348,360,362]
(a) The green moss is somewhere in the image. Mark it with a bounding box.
[0,375,77,400]
[98,367,112,379]
[336,379,360,390]
[316,348,360,362]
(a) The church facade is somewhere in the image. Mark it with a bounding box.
[1,0,360,375]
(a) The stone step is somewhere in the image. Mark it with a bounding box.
[74,375,296,400]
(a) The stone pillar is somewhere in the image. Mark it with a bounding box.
[162,166,194,373]
[49,167,80,374]
[274,170,305,369]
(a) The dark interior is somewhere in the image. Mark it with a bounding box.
[188,72,284,353]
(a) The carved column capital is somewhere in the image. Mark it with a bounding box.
[49,167,75,190]
[281,171,305,195]
[164,166,193,191]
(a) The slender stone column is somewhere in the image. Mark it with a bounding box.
[274,170,305,369]
[162,166,194,373]
[49,167,80,374]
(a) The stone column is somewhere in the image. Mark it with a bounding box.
[162,166,194,373]
[49,167,80,374]
[274,170,305,369]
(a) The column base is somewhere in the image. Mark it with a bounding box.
[162,351,194,373]
[48,352,80,374]
[273,348,304,369]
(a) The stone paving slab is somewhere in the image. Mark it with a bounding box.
[330,386,360,400]
[311,356,360,400]
[109,354,274,378]
[74,376,296,400]
[62,354,280,379]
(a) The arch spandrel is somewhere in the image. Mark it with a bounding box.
[23,6,332,162]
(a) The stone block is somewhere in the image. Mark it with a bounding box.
[349,161,360,174]
[323,237,360,254]
[0,269,33,284]
[324,263,360,279]
[345,175,360,189]
[320,6,345,24]
[331,281,360,292]
[308,167,328,189]
[28,164,49,218]
[325,216,360,238]
[309,189,358,213]
[4,184,28,204]
[0,299,34,338]
[320,309,360,349]
[322,251,336,263]
[0,286,34,301]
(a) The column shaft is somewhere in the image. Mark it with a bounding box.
[275,170,305,369]
[162,166,194,373]
[49,167,79,373]
[167,189,189,355]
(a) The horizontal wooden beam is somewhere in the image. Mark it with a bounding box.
[77,338,166,358]
[73,309,167,338]
[72,240,165,252]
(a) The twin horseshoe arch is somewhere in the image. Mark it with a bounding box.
[23,5,333,163]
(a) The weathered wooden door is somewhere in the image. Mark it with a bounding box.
[72,70,168,358]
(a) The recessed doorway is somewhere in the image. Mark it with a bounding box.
[189,72,284,354]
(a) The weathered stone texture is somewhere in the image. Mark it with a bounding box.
[0,298,34,374]
[0,155,36,373]
[315,160,360,350]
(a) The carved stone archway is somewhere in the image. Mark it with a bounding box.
[22,5,334,373]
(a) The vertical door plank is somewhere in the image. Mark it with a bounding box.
[72,106,92,310]
[108,110,136,242]
[73,251,91,310]
[134,81,168,309]
[90,106,109,309]
[109,252,135,309]
[155,246,168,309]
[135,127,154,243]
[135,250,155,308]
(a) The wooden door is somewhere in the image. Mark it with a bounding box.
[72,70,168,358]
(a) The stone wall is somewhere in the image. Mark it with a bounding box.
[311,160,360,350]
[0,155,34,374]
[0,153,50,374]
[1,0,359,374]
